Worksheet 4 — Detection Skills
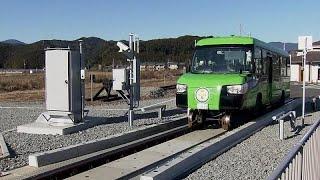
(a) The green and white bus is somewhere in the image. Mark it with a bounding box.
[176,36,290,130]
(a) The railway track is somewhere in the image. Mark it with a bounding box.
[159,84,176,91]
[3,99,300,180]
[66,99,299,180]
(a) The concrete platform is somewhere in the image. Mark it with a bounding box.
[17,122,93,135]
[17,111,89,135]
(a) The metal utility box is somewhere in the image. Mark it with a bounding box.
[112,68,127,90]
[45,49,82,122]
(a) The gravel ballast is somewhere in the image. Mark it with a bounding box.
[0,97,185,171]
[186,106,320,180]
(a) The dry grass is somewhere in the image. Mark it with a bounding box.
[0,73,45,93]
[0,69,182,102]
[0,90,45,102]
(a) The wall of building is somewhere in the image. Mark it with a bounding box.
[305,64,310,82]
[310,65,319,83]
[290,64,300,82]
[290,64,319,83]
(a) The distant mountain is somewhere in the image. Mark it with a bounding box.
[0,35,203,69]
[1,36,302,69]
[268,42,298,52]
[1,39,26,45]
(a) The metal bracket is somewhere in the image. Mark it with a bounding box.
[41,113,51,122]
[272,111,296,140]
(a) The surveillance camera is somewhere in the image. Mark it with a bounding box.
[117,42,129,52]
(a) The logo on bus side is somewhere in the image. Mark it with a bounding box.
[196,88,209,102]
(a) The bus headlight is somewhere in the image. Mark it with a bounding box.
[227,83,248,94]
[177,84,187,93]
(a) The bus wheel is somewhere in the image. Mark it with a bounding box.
[279,91,285,106]
[254,94,263,117]
[221,114,231,130]
[187,110,195,128]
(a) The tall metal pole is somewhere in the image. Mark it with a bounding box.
[79,40,85,121]
[128,33,134,126]
[289,54,292,68]
[302,38,307,126]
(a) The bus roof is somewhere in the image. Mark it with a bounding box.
[196,36,289,57]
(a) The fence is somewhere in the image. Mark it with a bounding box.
[268,118,320,180]
[0,69,44,74]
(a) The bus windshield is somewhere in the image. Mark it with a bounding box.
[191,46,252,74]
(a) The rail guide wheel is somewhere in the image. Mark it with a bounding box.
[220,114,231,130]
[188,110,205,128]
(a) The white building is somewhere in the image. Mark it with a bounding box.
[290,50,320,83]
[168,63,178,70]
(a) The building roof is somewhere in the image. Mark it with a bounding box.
[313,41,320,46]
[291,51,320,64]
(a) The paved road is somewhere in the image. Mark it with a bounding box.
[290,84,320,98]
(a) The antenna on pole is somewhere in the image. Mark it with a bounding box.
[240,24,242,36]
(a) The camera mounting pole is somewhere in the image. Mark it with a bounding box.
[116,33,140,126]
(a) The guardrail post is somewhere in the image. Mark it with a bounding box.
[312,97,317,112]
[158,108,163,119]
[280,119,284,140]
[289,111,296,131]
[129,110,134,126]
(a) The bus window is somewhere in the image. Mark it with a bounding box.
[286,57,290,77]
[280,56,287,76]
[254,47,262,74]
[273,54,280,78]
[262,49,267,75]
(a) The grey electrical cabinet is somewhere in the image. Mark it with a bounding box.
[112,68,127,91]
[45,49,82,122]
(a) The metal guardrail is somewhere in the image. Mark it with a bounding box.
[268,118,320,180]
[0,68,44,74]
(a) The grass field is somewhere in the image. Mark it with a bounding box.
[0,70,181,102]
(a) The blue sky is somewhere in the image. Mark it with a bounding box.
[0,0,319,43]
